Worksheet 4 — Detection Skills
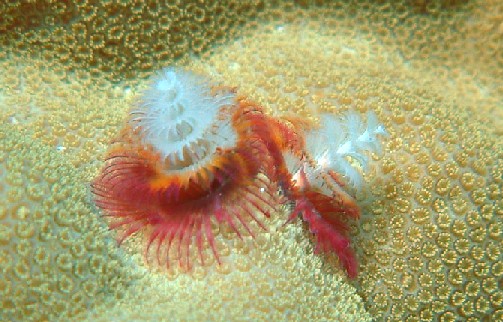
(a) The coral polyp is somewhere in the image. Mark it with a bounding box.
[92,67,387,277]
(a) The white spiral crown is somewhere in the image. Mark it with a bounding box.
[304,111,388,191]
[131,68,237,172]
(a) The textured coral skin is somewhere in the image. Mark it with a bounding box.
[92,71,363,277]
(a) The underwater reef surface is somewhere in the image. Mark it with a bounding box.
[0,1,502,321]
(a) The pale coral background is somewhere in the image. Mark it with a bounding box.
[0,1,501,321]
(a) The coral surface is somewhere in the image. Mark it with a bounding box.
[0,1,502,321]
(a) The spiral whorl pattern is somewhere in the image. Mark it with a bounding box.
[131,68,237,170]
[303,112,387,192]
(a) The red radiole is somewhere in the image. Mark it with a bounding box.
[92,67,368,278]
